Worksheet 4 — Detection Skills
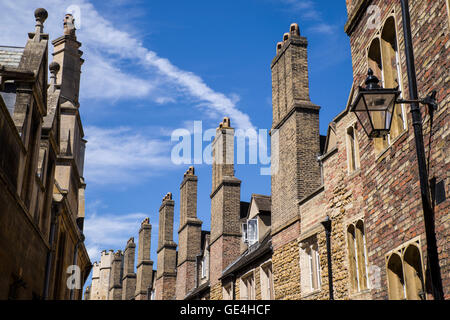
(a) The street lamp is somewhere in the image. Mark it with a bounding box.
[350,0,443,300]
[350,69,401,139]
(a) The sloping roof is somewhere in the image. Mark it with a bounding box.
[0,46,24,68]
[252,194,271,213]
[220,231,272,280]
[185,281,210,300]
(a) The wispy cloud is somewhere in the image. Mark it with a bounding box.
[84,211,150,262]
[276,0,337,34]
[84,126,175,184]
[307,23,335,34]
[0,0,254,129]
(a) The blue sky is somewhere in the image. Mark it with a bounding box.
[0,0,354,284]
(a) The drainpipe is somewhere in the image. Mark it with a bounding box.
[321,216,333,300]
[43,203,60,300]
[231,274,236,300]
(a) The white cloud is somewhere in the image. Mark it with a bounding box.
[307,23,336,34]
[84,126,175,184]
[84,211,150,262]
[276,0,336,34]
[0,0,254,129]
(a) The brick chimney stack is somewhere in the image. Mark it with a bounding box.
[121,238,136,300]
[176,167,202,299]
[270,23,321,299]
[155,193,177,300]
[209,117,242,299]
[135,218,154,300]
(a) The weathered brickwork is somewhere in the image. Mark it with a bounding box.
[209,120,242,299]
[176,167,202,300]
[344,0,449,300]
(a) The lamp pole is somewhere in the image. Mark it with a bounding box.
[400,0,443,300]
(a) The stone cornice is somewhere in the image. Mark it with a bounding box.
[209,176,241,199]
[271,101,320,132]
[178,217,203,234]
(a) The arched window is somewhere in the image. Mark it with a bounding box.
[366,16,406,154]
[346,125,360,173]
[403,245,425,300]
[368,38,389,152]
[387,253,405,299]
[347,225,358,291]
[355,220,368,290]
[381,17,405,139]
[386,240,425,300]
[347,220,369,293]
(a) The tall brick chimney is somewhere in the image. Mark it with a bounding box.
[175,167,202,299]
[121,238,136,300]
[155,193,177,300]
[209,117,241,300]
[270,23,321,298]
[109,250,123,300]
[135,217,154,300]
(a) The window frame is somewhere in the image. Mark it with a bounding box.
[260,261,274,300]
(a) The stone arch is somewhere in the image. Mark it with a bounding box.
[381,16,405,138]
[355,220,368,290]
[403,245,425,300]
[367,37,388,152]
[387,253,405,300]
[347,224,358,291]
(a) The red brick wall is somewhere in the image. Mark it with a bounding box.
[345,0,449,299]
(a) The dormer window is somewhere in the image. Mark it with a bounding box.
[201,255,207,278]
[247,218,258,245]
[242,223,248,243]
[242,218,258,245]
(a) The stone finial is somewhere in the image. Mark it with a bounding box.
[127,237,135,245]
[35,8,48,24]
[283,32,290,42]
[34,8,48,37]
[63,13,76,37]
[187,166,195,175]
[290,23,300,36]
[49,61,60,88]
[49,61,60,75]
[141,217,150,226]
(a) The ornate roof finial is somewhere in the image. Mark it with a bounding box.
[49,61,60,90]
[33,8,48,41]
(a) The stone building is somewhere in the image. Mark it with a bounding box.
[0,8,90,300]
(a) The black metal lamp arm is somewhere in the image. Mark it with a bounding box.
[397,90,438,111]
